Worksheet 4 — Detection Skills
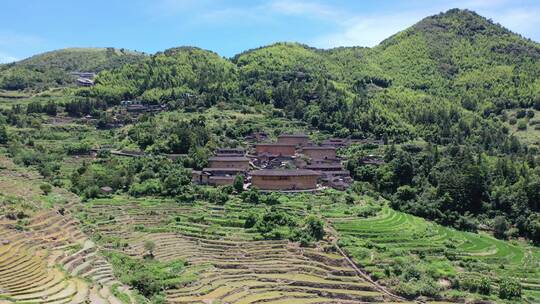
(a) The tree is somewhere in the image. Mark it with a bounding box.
[233,175,244,193]
[493,216,509,239]
[305,216,325,241]
[143,240,156,258]
[0,124,7,144]
[498,278,521,299]
[40,183,52,195]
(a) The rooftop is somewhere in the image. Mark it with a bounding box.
[251,169,320,176]
[256,143,296,147]
[208,156,250,162]
[278,134,309,138]
[202,168,246,172]
[302,146,336,150]
[306,163,343,169]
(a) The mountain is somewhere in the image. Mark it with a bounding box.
[370,9,540,110]
[0,47,146,91]
[76,9,539,145]
[93,46,237,105]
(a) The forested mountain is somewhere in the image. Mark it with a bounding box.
[371,9,540,110]
[93,47,237,106]
[0,47,146,91]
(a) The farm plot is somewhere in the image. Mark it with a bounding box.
[0,156,133,304]
[331,206,540,302]
[78,197,403,304]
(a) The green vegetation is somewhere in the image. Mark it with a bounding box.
[0,48,145,91]
[0,7,539,303]
[104,250,188,302]
[332,205,540,302]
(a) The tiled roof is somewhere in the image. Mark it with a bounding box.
[209,156,250,162]
[250,169,320,176]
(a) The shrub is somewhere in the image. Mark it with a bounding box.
[244,213,258,228]
[493,216,509,239]
[233,175,244,193]
[40,183,52,195]
[478,277,492,295]
[517,120,527,130]
[498,278,521,299]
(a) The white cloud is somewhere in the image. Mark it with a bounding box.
[0,52,18,64]
[312,12,424,48]
[268,0,342,20]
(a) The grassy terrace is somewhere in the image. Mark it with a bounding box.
[76,194,400,303]
[331,206,540,303]
[0,157,133,304]
[74,191,540,303]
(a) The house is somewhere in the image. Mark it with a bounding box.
[208,156,250,170]
[192,168,245,185]
[76,78,94,87]
[305,163,345,172]
[302,146,337,161]
[321,138,349,148]
[100,186,113,195]
[305,163,351,183]
[216,148,245,157]
[245,132,269,142]
[277,134,310,147]
[255,143,296,157]
[208,176,236,186]
[250,169,320,191]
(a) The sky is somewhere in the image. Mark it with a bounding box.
[1,0,540,63]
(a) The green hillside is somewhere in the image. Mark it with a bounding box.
[371,9,540,110]
[0,47,146,91]
[94,46,237,106]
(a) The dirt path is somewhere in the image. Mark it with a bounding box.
[323,219,416,303]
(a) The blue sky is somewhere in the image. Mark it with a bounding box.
[1,0,539,63]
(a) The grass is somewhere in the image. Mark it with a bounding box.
[332,205,540,302]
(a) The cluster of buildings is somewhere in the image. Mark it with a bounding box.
[192,133,367,192]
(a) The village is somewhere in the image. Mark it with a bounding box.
[191,133,384,192]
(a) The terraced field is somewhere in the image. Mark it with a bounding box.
[78,197,406,304]
[0,157,133,304]
[331,206,540,302]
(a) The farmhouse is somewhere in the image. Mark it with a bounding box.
[192,168,245,185]
[208,156,250,170]
[255,143,296,157]
[245,131,269,142]
[100,186,113,194]
[76,77,94,87]
[302,146,337,160]
[250,169,320,190]
[277,134,310,147]
[305,163,345,172]
[216,148,245,157]
[207,175,236,186]
[321,138,349,148]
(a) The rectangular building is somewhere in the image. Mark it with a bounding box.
[302,146,337,160]
[277,134,310,147]
[216,148,245,156]
[255,143,296,157]
[208,156,250,170]
[250,169,320,190]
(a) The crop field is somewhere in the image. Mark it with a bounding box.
[331,206,540,302]
[76,195,408,304]
[0,157,133,303]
